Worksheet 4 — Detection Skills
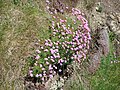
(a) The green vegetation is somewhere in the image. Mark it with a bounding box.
[90,32,120,90]
[84,0,96,9]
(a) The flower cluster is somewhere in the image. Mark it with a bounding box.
[28,8,91,82]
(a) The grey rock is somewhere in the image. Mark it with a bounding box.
[97,27,110,56]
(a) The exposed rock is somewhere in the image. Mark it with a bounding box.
[115,39,120,57]
[97,27,110,56]
[25,81,36,90]
[106,13,120,35]
[88,25,110,74]
[46,0,79,14]
[25,81,47,90]
[45,75,64,90]
[88,50,101,74]
[116,13,120,23]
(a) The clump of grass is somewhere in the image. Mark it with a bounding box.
[84,0,96,10]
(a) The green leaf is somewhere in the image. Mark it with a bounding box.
[28,57,35,66]
[33,66,41,75]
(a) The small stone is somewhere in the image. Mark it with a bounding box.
[116,13,120,23]
[109,14,115,20]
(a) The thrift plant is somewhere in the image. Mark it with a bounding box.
[28,8,91,83]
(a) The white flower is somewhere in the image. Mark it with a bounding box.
[59,69,62,72]
[30,73,33,77]
[36,74,39,77]
[44,58,48,60]
[40,64,43,68]
[41,46,44,49]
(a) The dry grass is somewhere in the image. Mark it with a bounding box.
[0,0,50,90]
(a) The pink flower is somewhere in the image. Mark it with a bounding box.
[49,74,53,78]
[53,32,56,35]
[83,43,86,47]
[29,70,33,73]
[46,0,49,3]
[41,46,44,49]
[42,68,45,70]
[43,73,46,76]
[36,49,41,53]
[55,49,58,52]
[43,71,46,73]
[53,71,56,74]
[60,63,63,66]
[60,19,65,23]
[56,46,59,48]
[53,65,57,69]
[45,40,53,47]
[60,59,64,63]
[35,55,40,60]
[29,70,33,77]
[50,70,53,73]
[46,61,49,65]
[77,15,88,25]
[87,45,90,49]
[50,48,55,54]
[53,16,56,18]
[30,73,33,77]
[66,7,68,9]
[84,24,90,32]
[42,77,44,81]
[61,32,65,35]
[87,34,91,40]
[39,74,42,77]
[49,65,53,70]
[51,59,55,62]
[72,8,81,15]
[36,74,39,77]
[74,55,77,59]
[53,53,60,58]
[78,54,83,59]
[44,49,49,52]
